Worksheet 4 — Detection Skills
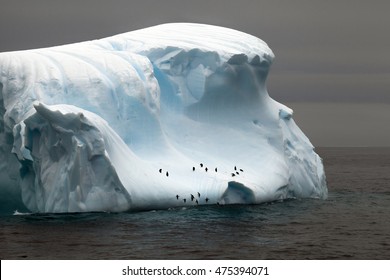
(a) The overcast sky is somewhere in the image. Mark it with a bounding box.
[1,0,389,146]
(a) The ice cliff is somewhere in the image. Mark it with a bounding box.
[0,23,327,213]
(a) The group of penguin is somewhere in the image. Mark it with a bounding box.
[158,162,244,206]
[175,192,207,205]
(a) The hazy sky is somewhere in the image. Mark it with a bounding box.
[1,0,389,146]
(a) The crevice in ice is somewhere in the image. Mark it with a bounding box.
[219,181,255,204]
[0,82,28,214]
[0,82,4,132]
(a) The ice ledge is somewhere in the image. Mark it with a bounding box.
[102,23,274,64]
[13,103,132,212]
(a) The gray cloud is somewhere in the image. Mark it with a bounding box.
[1,1,389,100]
[287,103,390,147]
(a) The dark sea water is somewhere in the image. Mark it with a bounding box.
[0,147,389,259]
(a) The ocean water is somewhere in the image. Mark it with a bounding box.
[0,147,389,259]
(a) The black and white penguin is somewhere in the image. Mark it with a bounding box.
[176,195,179,200]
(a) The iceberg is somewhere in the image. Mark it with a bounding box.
[0,23,327,213]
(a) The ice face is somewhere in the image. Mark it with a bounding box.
[0,23,327,213]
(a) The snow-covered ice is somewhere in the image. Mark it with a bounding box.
[0,23,327,213]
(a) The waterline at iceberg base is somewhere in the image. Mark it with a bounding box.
[0,23,327,213]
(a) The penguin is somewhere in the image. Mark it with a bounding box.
[166,171,169,177]
[205,198,209,203]
[191,194,195,201]
[159,168,162,173]
[236,171,239,175]
[240,168,244,172]
[231,173,236,177]
[215,167,217,172]
[205,167,208,172]
[183,198,187,203]
[197,192,200,197]
[234,166,237,171]
[195,199,198,205]
[176,195,179,200]
[200,163,203,167]
[192,167,195,171]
